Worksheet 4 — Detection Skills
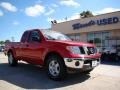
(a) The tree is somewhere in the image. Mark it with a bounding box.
[0,41,5,46]
[5,40,11,43]
[80,10,94,18]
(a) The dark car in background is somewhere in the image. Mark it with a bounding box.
[101,46,120,61]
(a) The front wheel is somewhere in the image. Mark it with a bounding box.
[8,52,18,66]
[46,54,67,80]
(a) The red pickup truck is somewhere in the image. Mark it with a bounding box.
[5,29,101,80]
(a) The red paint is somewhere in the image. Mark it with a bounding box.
[4,29,101,66]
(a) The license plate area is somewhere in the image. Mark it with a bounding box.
[92,60,97,67]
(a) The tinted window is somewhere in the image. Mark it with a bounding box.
[79,47,85,54]
[21,31,29,42]
[28,31,41,42]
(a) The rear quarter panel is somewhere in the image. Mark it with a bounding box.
[5,42,21,59]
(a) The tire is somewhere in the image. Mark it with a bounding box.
[8,52,18,66]
[46,54,67,81]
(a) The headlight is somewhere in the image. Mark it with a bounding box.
[66,46,80,54]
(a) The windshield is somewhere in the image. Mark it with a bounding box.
[41,30,71,41]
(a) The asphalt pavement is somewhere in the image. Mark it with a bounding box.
[0,52,120,90]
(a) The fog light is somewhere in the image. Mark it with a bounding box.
[67,58,73,62]
[75,61,80,66]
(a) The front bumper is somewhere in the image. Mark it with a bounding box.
[64,58,100,69]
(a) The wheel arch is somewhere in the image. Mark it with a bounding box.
[7,49,13,55]
[44,51,65,66]
[7,49,16,59]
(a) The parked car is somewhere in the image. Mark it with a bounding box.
[4,29,101,80]
[101,47,119,61]
[0,46,5,52]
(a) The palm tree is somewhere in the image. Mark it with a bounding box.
[80,10,93,18]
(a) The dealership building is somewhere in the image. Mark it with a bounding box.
[52,11,120,51]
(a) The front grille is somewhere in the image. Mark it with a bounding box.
[87,47,96,55]
[79,47,86,54]
[84,60,92,64]
[79,46,97,55]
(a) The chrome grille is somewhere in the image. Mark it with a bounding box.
[79,47,86,54]
[79,46,96,55]
[87,47,96,55]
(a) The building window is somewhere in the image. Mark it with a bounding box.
[94,32,102,47]
[68,35,75,41]
[68,34,80,41]
[75,34,80,41]
[102,32,109,48]
[87,33,94,43]
[118,40,120,46]
[87,31,110,52]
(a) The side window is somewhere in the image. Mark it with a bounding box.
[21,31,29,43]
[28,31,41,42]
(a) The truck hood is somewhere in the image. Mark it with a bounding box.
[48,40,95,47]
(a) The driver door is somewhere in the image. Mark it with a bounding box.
[25,30,43,64]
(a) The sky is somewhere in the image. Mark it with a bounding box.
[0,0,120,41]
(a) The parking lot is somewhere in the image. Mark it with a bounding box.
[0,52,120,90]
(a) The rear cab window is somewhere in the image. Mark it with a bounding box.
[21,31,29,43]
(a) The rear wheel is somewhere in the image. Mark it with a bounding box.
[8,52,18,66]
[46,54,67,80]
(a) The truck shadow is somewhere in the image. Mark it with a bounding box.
[0,62,90,89]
